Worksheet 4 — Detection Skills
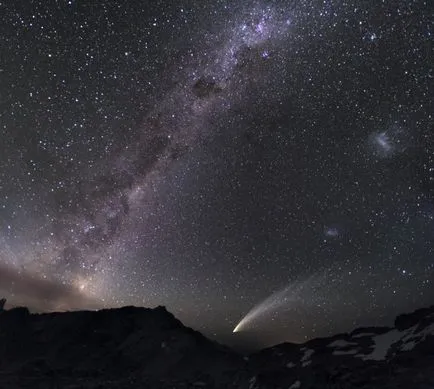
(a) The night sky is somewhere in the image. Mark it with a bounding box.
[0,0,433,350]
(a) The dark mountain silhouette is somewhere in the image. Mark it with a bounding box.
[0,303,433,388]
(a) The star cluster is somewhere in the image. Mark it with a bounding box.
[0,0,432,349]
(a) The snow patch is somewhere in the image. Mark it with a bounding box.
[300,348,314,367]
[359,330,402,361]
[328,339,358,348]
[301,348,314,361]
[401,340,416,351]
[352,332,376,338]
[358,322,434,360]
[400,322,434,352]
[289,380,301,389]
[286,362,296,368]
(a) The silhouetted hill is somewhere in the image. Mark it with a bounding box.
[0,304,433,388]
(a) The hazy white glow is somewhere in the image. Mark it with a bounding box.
[368,126,408,159]
[374,132,392,152]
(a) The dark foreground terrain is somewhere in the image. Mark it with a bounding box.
[0,304,433,388]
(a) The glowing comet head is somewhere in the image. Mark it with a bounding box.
[233,322,242,333]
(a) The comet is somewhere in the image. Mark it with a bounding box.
[233,273,325,333]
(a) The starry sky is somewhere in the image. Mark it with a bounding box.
[0,0,433,350]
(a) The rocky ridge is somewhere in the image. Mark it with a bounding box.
[0,304,433,388]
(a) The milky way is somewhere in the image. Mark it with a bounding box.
[1,0,433,349]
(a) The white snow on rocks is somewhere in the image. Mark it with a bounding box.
[328,338,359,356]
[288,380,301,389]
[400,322,434,351]
[352,332,376,338]
[328,339,358,348]
[357,322,434,361]
[300,348,314,367]
[358,330,402,360]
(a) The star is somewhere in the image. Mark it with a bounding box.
[0,0,432,350]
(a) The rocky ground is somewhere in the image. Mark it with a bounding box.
[0,304,433,388]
